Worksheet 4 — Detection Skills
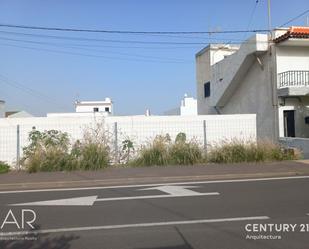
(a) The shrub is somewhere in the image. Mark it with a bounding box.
[22,123,112,172]
[207,140,300,164]
[169,142,203,165]
[121,139,135,164]
[132,135,170,166]
[169,134,203,165]
[0,161,10,174]
[72,142,110,170]
[131,133,203,166]
[22,129,71,173]
[70,122,111,170]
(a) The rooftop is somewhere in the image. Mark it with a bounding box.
[273,26,309,43]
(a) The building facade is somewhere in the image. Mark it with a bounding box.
[164,94,198,116]
[75,98,113,114]
[196,26,309,141]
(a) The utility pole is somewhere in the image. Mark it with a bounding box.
[267,0,272,37]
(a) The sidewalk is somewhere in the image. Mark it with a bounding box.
[0,160,309,191]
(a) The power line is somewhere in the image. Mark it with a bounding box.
[0,30,210,45]
[0,23,269,34]
[279,9,309,27]
[0,36,193,62]
[0,74,70,111]
[242,0,259,39]
[0,30,246,44]
[0,42,193,64]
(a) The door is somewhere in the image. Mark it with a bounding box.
[284,110,295,137]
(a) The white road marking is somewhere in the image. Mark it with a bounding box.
[0,216,270,236]
[139,185,202,196]
[10,185,219,206]
[96,192,219,202]
[0,175,308,194]
[11,196,98,206]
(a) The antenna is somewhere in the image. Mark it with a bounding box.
[75,92,80,103]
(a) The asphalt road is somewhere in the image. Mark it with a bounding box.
[0,176,309,249]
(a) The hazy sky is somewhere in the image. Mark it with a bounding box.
[0,0,308,116]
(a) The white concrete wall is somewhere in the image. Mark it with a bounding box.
[180,97,197,116]
[276,46,309,74]
[0,114,256,167]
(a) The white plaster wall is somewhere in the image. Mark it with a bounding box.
[0,114,256,166]
[180,97,197,116]
[276,46,309,74]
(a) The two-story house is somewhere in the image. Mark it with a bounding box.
[196,26,309,143]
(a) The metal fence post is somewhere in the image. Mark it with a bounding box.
[114,122,119,163]
[203,120,207,152]
[16,124,20,170]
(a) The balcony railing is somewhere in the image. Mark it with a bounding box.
[278,71,309,88]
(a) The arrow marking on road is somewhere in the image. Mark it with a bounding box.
[10,185,219,206]
[11,196,98,206]
[139,185,202,196]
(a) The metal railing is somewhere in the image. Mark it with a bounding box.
[278,70,309,88]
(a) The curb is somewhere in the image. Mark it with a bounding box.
[0,171,308,191]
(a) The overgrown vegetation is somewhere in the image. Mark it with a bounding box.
[207,140,300,163]
[70,127,110,170]
[132,133,203,166]
[22,125,110,172]
[0,161,10,174]
[20,128,301,172]
[21,129,71,172]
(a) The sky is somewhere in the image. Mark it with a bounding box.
[0,0,308,116]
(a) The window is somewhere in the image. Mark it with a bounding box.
[93,107,99,112]
[105,107,110,112]
[204,82,210,98]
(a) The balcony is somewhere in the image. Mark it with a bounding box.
[277,70,309,97]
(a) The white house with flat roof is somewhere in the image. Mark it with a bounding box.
[75,98,113,114]
[196,26,309,155]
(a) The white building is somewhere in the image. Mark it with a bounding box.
[75,98,113,114]
[164,94,198,116]
[196,26,309,157]
[196,26,309,140]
